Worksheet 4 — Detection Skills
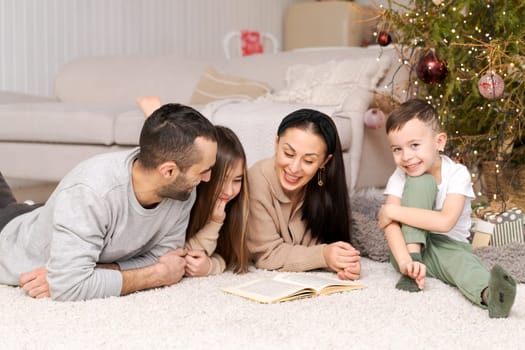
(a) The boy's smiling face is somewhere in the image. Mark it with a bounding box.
[388,118,447,178]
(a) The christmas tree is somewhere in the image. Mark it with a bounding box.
[377,0,525,205]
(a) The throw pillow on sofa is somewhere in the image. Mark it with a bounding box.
[190,66,272,104]
[266,55,392,106]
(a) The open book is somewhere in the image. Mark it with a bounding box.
[222,273,365,304]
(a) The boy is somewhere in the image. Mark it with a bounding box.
[378,99,516,318]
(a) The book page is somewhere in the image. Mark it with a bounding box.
[223,278,311,303]
[274,273,357,292]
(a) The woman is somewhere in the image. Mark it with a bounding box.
[138,97,249,276]
[247,109,360,280]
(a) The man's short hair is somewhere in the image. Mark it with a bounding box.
[138,103,217,171]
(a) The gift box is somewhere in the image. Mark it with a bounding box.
[483,207,524,246]
[470,218,495,249]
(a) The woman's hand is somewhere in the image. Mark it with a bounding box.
[184,250,211,277]
[337,260,361,281]
[323,242,361,279]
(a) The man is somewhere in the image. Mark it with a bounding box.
[0,103,217,301]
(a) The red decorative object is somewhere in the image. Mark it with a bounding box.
[364,108,386,129]
[478,72,505,99]
[415,51,448,84]
[241,30,264,56]
[376,31,392,46]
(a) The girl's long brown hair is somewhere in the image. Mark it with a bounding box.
[186,126,250,273]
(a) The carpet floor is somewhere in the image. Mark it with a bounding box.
[0,257,523,350]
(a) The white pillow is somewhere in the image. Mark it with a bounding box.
[267,54,392,106]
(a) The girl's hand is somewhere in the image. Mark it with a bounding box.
[211,198,227,224]
[184,250,211,277]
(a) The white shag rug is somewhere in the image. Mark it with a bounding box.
[0,258,523,350]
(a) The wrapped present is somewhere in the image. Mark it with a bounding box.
[483,208,524,246]
[470,218,495,249]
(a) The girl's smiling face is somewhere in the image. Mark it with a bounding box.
[219,160,244,204]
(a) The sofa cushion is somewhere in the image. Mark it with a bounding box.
[190,66,271,104]
[0,103,130,145]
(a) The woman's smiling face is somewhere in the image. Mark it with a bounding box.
[274,127,329,196]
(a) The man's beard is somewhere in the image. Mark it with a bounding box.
[157,172,195,201]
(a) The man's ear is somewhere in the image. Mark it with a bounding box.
[158,161,179,180]
[437,132,448,152]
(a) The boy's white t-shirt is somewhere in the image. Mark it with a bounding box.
[384,155,475,243]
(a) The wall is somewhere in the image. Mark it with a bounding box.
[0,0,305,97]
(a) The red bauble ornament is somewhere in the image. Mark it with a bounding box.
[415,51,448,84]
[478,72,504,99]
[364,108,386,129]
[376,31,392,46]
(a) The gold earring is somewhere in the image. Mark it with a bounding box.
[317,167,325,187]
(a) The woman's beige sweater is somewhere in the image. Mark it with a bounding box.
[247,157,328,272]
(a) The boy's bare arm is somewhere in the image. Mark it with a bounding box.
[380,195,412,273]
[380,193,465,233]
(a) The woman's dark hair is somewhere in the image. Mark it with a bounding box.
[186,126,250,273]
[277,109,351,244]
[138,103,217,171]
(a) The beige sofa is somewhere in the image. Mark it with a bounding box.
[0,46,404,192]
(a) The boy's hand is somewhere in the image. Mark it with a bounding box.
[400,260,426,290]
[184,250,211,277]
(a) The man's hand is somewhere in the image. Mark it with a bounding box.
[323,241,361,280]
[19,267,50,298]
[121,248,187,296]
[185,250,211,277]
[400,260,426,290]
[156,248,187,286]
